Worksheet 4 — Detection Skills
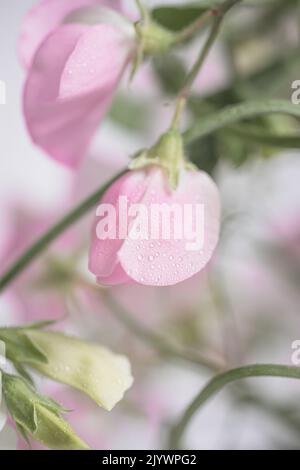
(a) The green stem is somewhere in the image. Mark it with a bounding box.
[184,99,300,143]
[135,0,150,24]
[170,0,242,130]
[0,169,127,293]
[169,363,300,449]
[173,10,213,45]
[180,0,242,99]
[103,292,225,372]
[170,96,187,130]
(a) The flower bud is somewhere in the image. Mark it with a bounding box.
[89,163,221,286]
[2,373,89,450]
[22,330,133,411]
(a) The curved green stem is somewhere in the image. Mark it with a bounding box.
[169,364,300,449]
[184,99,300,144]
[0,169,127,293]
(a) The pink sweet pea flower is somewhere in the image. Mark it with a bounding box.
[89,166,220,286]
[19,0,124,69]
[21,1,136,169]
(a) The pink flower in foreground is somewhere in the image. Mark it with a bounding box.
[89,166,220,287]
[21,0,136,168]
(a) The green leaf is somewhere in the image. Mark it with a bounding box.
[2,373,89,450]
[185,99,300,144]
[22,329,133,411]
[153,54,187,95]
[152,1,224,31]
[186,135,220,174]
[109,94,151,132]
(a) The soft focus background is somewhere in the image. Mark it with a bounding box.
[1,0,300,450]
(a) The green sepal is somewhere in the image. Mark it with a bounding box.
[135,21,176,56]
[15,422,31,447]
[2,372,89,450]
[13,362,34,386]
[129,129,191,190]
[2,373,38,435]
[0,327,48,365]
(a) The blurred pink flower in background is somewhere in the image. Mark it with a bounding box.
[21,0,136,168]
[271,212,300,259]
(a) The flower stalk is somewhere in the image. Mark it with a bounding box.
[169,364,300,449]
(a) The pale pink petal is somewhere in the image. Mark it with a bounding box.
[96,263,132,286]
[19,0,123,69]
[89,171,147,280]
[89,167,221,287]
[118,168,220,286]
[24,24,131,168]
[64,5,135,38]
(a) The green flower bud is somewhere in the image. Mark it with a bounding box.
[2,373,89,450]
